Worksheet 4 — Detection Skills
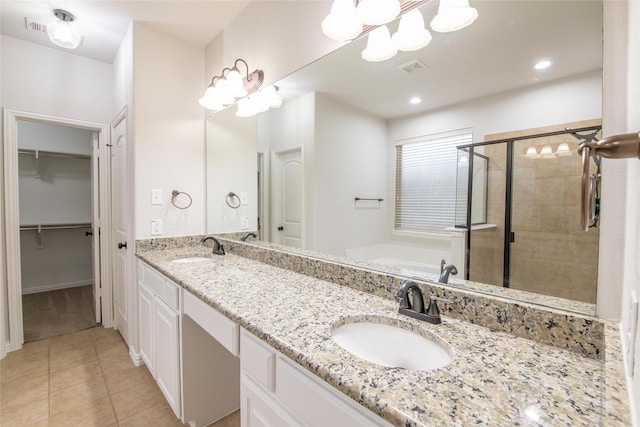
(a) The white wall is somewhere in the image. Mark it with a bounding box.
[314,93,388,256]
[206,108,257,233]
[133,23,206,239]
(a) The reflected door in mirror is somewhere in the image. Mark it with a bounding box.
[272,148,302,248]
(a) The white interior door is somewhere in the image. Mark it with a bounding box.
[111,116,128,342]
[272,148,302,248]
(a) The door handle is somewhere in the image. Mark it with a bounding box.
[118,242,127,249]
[277,226,284,231]
[85,231,93,237]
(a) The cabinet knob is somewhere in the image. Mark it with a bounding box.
[85,231,93,237]
[118,242,127,249]
[277,226,284,231]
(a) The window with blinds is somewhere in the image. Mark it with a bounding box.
[395,130,472,231]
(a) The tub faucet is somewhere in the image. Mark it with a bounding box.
[201,235,225,255]
[240,232,257,242]
[439,259,458,284]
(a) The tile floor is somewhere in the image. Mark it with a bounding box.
[0,326,240,427]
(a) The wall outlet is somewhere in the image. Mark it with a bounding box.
[151,189,163,205]
[625,290,639,376]
[240,192,249,205]
[151,219,163,235]
[240,216,249,230]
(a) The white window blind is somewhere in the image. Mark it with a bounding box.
[395,130,472,231]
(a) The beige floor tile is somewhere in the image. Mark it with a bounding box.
[0,373,49,411]
[49,332,96,355]
[118,400,186,427]
[111,377,167,420]
[50,345,98,373]
[0,397,49,427]
[50,359,103,393]
[50,373,110,416]
[94,332,128,357]
[103,364,156,396]
[98,346,136,374]
[49,396,118,427]
[0,356,49,385]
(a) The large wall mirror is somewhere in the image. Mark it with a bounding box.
[207,0,603,315]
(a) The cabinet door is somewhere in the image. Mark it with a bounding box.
[138,282,155,375]
[154,297,181,419]
[241,375,299,427]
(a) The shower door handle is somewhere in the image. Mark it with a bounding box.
[510,232,515,243]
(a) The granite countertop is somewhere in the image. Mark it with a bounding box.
[136,245,628,427]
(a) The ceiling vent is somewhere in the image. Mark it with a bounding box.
[25,17,47,34]
[398,59,427,74]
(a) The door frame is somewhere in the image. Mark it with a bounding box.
[2,108,113,354]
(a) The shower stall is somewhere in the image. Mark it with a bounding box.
[455,122,601,304]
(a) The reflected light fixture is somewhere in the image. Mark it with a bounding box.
[430,0,478,33]
[525,146,538,158]
[539,145,554,158]
[356,0,401,26]
[199,59,264,113]
[392,9,432,51]
[322,0,362,41]
[362,25,397,62]
[534,60,552,70]
[235,85,282,118]
[555,142,571,156]
[48,9,83,49]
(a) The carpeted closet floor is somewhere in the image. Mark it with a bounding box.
[22,285,98,342]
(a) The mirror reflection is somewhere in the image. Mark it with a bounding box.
[206,0,603,315]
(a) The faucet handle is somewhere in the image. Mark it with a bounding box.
[426,296,454,324]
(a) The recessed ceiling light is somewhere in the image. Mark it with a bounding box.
[534,60,552,70]
[409,97,421,104]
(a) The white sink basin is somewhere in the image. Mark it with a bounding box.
[332,321,451,371]
[171,256,210,263]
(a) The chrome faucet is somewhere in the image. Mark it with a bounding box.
[201,235,225,255]
[439,259,458,284]
[240,232,257,242]
[396,280,453,324]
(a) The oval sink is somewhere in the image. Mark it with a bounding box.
[332,321,451,371]
[171,256,210,263]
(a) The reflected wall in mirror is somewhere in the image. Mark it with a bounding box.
[206,0,603,315]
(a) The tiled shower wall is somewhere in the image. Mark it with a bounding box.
[469,119,601,303]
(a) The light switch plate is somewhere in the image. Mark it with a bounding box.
[240,192,249,205]
[151,189,163,205]
[151,219,163,235]
[240,216,249,230]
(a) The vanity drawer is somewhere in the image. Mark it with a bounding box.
[183,290,239,356]
[162,279,180,311]
[240,329,275,392]
[143,262,166,296]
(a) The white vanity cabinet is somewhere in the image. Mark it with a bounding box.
[137,261,182,419]
[240,328,393,427]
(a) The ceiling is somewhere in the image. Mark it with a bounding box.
[275,1,603,119]
[0,0,251,63]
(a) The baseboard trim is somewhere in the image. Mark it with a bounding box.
[129,348,144,367]
[21,280,93,295]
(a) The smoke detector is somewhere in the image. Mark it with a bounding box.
[398,59,427,74]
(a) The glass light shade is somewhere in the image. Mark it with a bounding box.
[356,0,400,25]
[236,97,257,117]
[525,146,538,158]
[226,69,248,98]
[47,19,82,49]
[260,85,283,108]
[555,142,571,155]
[392,9,432,51]
[215,79,236,105]
[362,26,398,62]
[322,0,362,41]
[430,0,478,33]
[248,92,270,114]
[199,86,224,111]
[539,145,555,158]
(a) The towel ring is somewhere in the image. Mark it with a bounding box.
[171,190,192,209]
[226,192,241,209]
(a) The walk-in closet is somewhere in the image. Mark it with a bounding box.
[17,120,99,342]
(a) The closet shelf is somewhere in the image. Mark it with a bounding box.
[18,149,91,160]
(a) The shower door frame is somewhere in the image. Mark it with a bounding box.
[458,124,602,287]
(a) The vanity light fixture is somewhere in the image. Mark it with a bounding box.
[322,0,363,41]
[235,85,282,117]
[430,0,478,33]
[356,0,401,26]
[392,9,432,51]
[199,59,264,112]
[47,9,83,49]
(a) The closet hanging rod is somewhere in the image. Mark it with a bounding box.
[19,223,92,232]
[18,149,91,160]
[354,197,384,202]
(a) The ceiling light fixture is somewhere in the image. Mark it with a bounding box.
[409,96,422,104]
[534,60,552,70]
[47,9,83,49]
[430,0,478,33]
[199,59,265,113]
